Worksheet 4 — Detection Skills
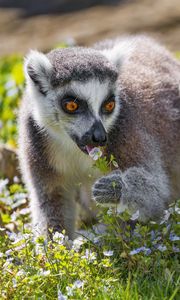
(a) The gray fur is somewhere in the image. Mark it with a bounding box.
[92,35,180,220]
[19,35,180,238]
[93,171,122,204]
[47,47,118,85]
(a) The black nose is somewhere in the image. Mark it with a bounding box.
[91,121,107,146]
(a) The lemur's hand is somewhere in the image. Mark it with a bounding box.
[92,171,122,205]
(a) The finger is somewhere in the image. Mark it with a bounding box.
[92,188,109,197]
[93,182,108,189]
[93,193,119,203]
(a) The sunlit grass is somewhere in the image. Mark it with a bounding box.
[0,180,179,299]
[0,56,24,147]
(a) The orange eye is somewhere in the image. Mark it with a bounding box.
[65,101,78,112]
[104,100,115,113]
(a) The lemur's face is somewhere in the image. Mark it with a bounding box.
[52,79,120,154]
[25,48,120,154]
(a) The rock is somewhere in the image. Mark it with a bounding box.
[0,145,20,182]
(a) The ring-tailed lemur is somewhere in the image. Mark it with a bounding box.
[18,35,180,239]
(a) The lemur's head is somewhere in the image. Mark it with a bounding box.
[25,47,120,154]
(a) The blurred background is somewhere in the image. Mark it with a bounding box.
[0,0,180,55]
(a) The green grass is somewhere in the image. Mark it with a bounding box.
[0,55,24,147]
[0,53,180,299]
[0,180,179,299]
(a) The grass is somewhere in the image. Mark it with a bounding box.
[0,55,24,148]
[0,179,179,299]
[0,53,180,300]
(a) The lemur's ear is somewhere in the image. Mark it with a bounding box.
[101,40,134,69]
[24,50,54,95]
[101,48,122,69]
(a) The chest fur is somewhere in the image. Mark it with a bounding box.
[46,136,100,185]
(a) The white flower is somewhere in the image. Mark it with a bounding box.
[35,244,44,255]
[66,286,73,296]
[53,232,64,243]
[14,193,27,201]
[157,244,167,252]
[0,227,5,232]
[5,79,15,89]
[19,208,30,215]
[0,179,9,193]
[103,250,114,257]
[0,252,4,258]
[39,269,51,276]
[130,210,140,221]
[92,224,107,235]
[10,233,25,244]
[130,247,151,255]
[12,278,17,288]
[14,244,26,251]
[13,176,20,183]
[16,270,26,277]
[73,280,84,289]
[5,249,12,256]
[72,236,86,251]
[116,203,127,214]
[82,249,96,262]
[66,280,84,297]
[12,193,27,208]
[160,210,171,224]
[7,87,19,97]
[11,211,18,222]
[169,233,180,241]
[93,236,101,244]
[172,246,180,253]
[57,288,67,300]
[107,208,113,215]
[88,147,102,161]
[175,205,180,214]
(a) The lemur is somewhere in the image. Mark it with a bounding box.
[18,35,180,239]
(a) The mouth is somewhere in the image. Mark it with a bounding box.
[71,134,103,156]
[78,144,103,161]
[78,144,96,155]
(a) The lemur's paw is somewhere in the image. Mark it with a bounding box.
[92,171,122,205]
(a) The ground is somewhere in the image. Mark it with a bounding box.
[0,0,180,55]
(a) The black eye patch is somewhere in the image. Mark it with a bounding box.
[60,95,88,114]
[100,95,116,115]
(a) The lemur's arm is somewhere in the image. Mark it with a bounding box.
[29,176,77,239]
[92,166,170,220]
[19,115,77,239]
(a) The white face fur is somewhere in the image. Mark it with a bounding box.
[25,50,120,155]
